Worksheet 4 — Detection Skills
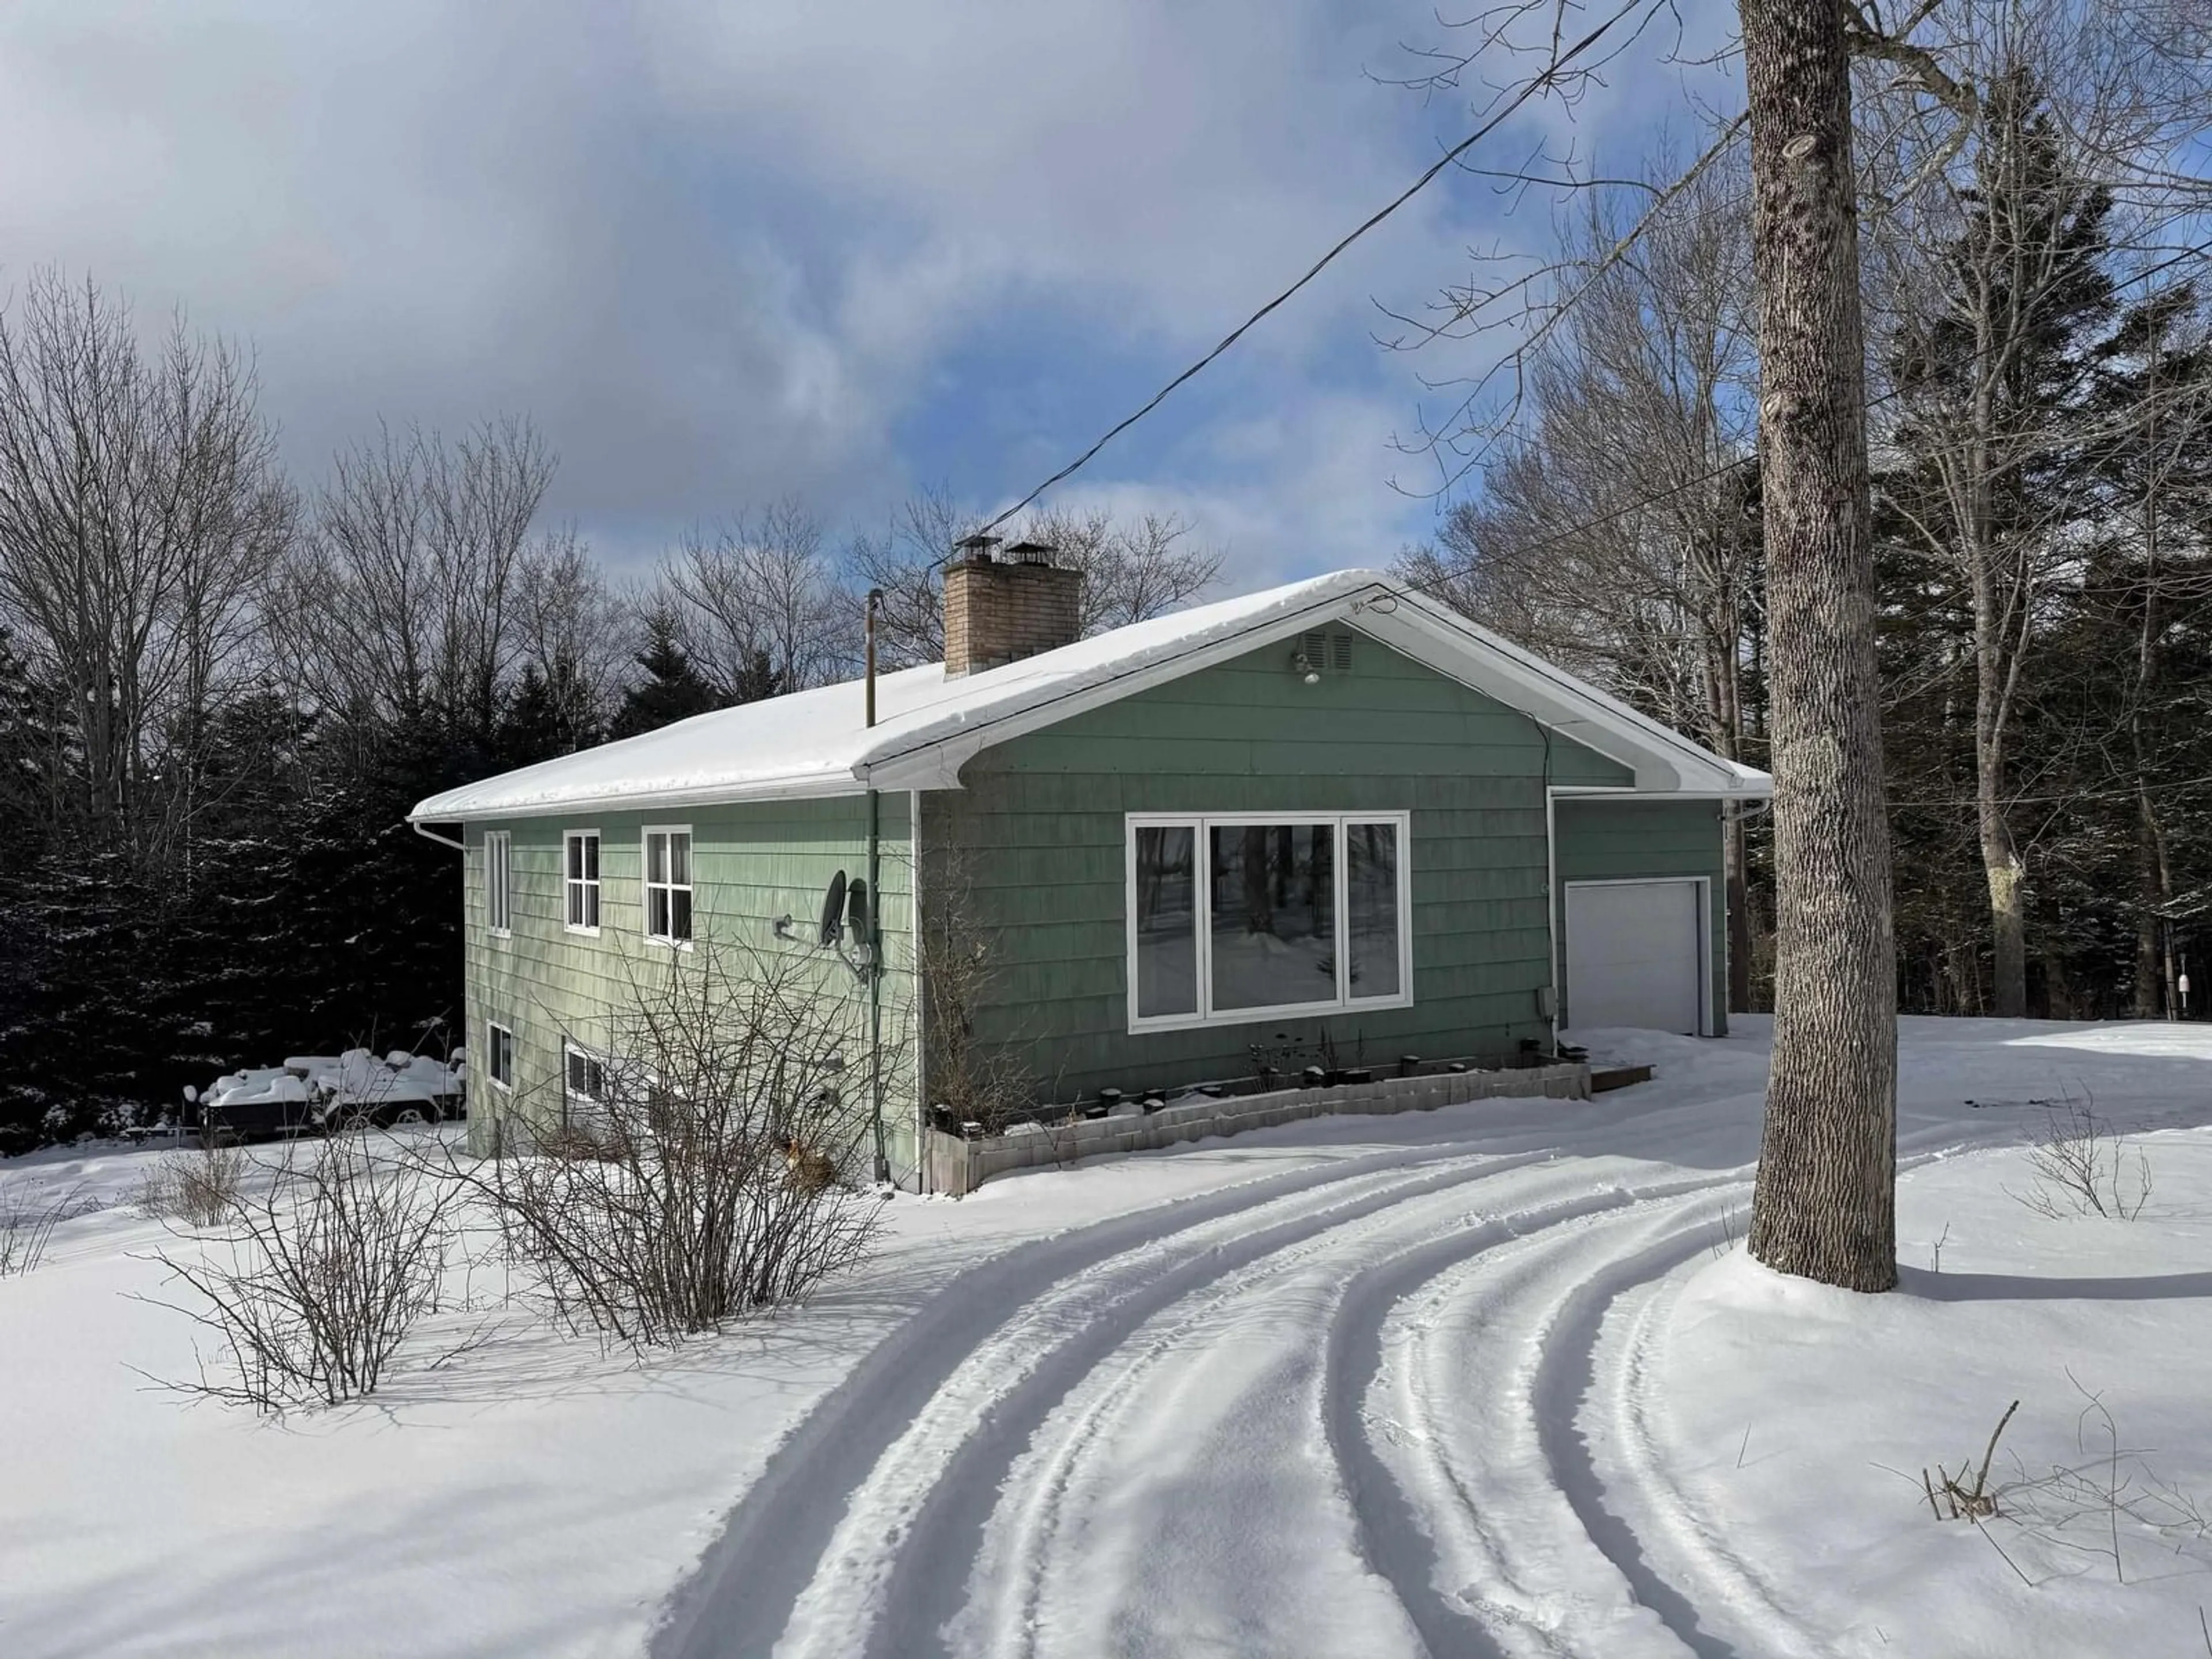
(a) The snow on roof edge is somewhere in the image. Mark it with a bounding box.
[408,568,1768,821]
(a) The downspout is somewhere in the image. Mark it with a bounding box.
[411,819,465,851]
[864,589,888,1185]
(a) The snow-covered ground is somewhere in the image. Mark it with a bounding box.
[4,1017,2210,1657]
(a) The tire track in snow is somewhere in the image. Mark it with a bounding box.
[1325,1177,1742,1659]
[956,1163,1708,1658]
[834,1150,1556,1659]
[1590,1243,1828,1659]
[950,1165,1509,1659]
[650,1142,1546,1659]
[1565,1134,2028,1659]
[1527,1208,1750,1658]
[657,1099,2028,1659]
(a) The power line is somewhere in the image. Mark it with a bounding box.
[968,0,1657,546]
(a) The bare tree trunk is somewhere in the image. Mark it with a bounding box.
[1725,804,1754,1012]
[1966,409,2029,1017]
[1739,0,1899,1292]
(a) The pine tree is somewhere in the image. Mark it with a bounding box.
[611,612,722,738]
[497,652,605,770]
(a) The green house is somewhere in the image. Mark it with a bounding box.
[410,558,1768,1187]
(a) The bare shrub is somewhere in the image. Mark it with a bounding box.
[2008,1093,2153,1220]
[137,1139,250,1228]
[1923,1399,2020,1521]
[2001,1374,2212,1585]
[0,1180,85,1276]
[139,1134,464,1411]
[919,842,1044,1136]
[1909,1383,2212,1589]
[464,944,888,1348]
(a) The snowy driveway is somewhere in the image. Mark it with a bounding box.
[7,1019,2210,1658]
[651,1020,2212,1659]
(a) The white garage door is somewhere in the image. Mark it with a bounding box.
[1564,880,1705,1035]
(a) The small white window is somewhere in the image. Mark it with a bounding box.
[565,830,601,934]
[565,1044,607,1104]
[1126,812,1412,1032]
[486,1022,514,1092]
[643,827,693,945]
[484,831,512,936]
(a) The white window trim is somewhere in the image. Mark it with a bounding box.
[486,1021,514,1093]
[563,828,603,937]
[641,824,695,949]
[484,831,512,940]
[1124,810,1414,1035]
[563,1041,609,1109]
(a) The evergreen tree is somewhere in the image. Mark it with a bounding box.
[610,611,722,738]
[497,653,605,770]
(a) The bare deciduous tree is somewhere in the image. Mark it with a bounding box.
[1398,148,1769,1005]
[0,270,294,869]
[274,416,552,742]
[512,525,632,733]
[658,500,855,698]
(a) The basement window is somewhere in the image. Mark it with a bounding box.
[486,1022,514,1092]
[1125,812,1411,1032]
[565,1044,607,1105]
[642,827,692,946]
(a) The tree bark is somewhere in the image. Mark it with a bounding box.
[1739,0,1898,1291]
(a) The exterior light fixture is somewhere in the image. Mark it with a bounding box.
[1291,649,1321,685]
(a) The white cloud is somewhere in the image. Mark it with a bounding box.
[0,0,1735,575]
[1045,389,1439,590]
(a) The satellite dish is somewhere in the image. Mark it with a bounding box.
[846,877,870,942]
[819,870,849,945]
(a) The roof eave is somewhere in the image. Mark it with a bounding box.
[406,767,869,825]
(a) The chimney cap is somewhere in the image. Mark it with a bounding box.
[953,532,1001,562]
[1005,539,1058,565]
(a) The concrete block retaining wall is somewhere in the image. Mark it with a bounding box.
[921,1060,1590,1197]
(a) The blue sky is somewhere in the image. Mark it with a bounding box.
[0,0,1738,591]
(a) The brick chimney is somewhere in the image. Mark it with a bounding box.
[942,535,1082,677]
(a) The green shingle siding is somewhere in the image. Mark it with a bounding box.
[920,632,1635,1104]
[1552,797,1729,1035]
[461,795,916,1169]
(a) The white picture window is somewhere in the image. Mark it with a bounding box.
[642,827,693,945]
[484,831,512,936]
[565,830,601,933]
[1126,812,1411,1032]
[486,1022,515,1091]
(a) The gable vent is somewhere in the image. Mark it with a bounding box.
[1298,628,1355,675]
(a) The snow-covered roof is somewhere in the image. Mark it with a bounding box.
[409,569,1771,823]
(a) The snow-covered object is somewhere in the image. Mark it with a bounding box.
[199,1050,463,1116]
[408,570,1772,822]
[206,1073,309,1109]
